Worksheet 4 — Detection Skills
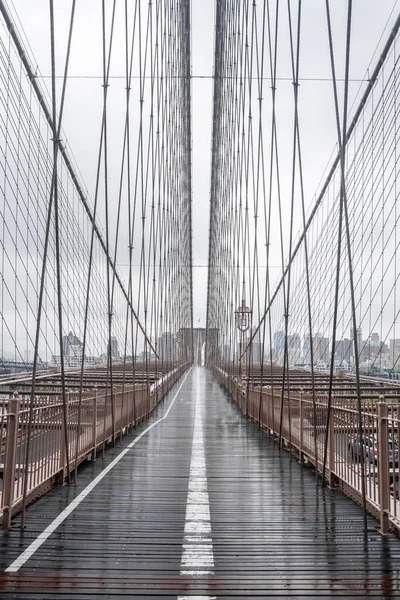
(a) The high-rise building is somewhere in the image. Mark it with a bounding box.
[62,332,83,358]
[273,330,285,351]
[157,332,176,360]
[284,333,301,365]
[248,326,263,363]
[317,336,330,363]
[288,333,301,349]
[303,333,330,365]
[249,342,263,364]
[390,339,400,369]
[110,336,120,360]
[364,333,383,362]
[351,327,363,362]
[335,338,352,365]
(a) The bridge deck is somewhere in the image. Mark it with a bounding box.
[1,367,400,598]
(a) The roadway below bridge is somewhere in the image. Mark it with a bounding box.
[1,367,400,598]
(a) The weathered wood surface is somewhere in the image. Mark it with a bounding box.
[1,367,400,598]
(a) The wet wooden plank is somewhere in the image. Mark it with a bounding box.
[0,368,400,598]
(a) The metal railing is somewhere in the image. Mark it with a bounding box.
[214,367,400,535]
[0,363,189,529]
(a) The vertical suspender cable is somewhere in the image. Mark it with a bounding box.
[20,0,76,524]
[322,0,368,532]
[101,0,116,445]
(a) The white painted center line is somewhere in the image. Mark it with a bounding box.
[178,368,216,600]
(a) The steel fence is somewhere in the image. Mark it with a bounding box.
[214,367,400,535]
[0,364,188,528]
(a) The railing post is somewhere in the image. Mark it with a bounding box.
[299,391,304,464]
[59,392,70,484]
[127,388,132,432]
[122,389,126,432]
[2,397,20,530]
[112,391,116,443]
[266,390,270,429]
[329,408,335,487]
[271,393,275,437]
[260,389,265,430]
[378,401,390,534]
[132,387,136,429]
[92,390,98,461]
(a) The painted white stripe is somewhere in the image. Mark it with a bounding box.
[179,598,215,600]
[178,368,216,600]
[5,367,192,573]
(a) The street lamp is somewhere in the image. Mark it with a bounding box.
[235,299,252,399]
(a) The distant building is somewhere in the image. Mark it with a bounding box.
[271,331,303,366]
[53,331,104,369]
[136,349,156,361]
[317,336,330,363]
[62,331,83,358]
[248,326,263,363]
[157,332,176,360]
[273,330,285,351]
[110,336,120,360]
[303,333,330,365]
[335,338,352,365]
[287,333,302,366]
[249,342,263,364]
[51,354,101,369]
[351,327,363,362]
[390,339,400,370]
[364,334,388,363]
[288,333,301,349]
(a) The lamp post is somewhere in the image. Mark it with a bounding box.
[235,299,252,401]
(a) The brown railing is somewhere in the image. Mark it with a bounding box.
[214,366,400,535]
[0,363,189,529]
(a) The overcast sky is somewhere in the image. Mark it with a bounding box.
[1,0,400,360]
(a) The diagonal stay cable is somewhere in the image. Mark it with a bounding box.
[20,0,76,526]
[0,0,158,357]
[49,0,71,485]
[241,10,400,360]
[321,0,368,533]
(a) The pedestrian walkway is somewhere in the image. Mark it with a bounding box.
[1,367,400,598]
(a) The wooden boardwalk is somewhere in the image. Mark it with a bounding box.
[1,367,400,598]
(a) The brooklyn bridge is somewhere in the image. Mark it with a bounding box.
[1,0,400,597]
